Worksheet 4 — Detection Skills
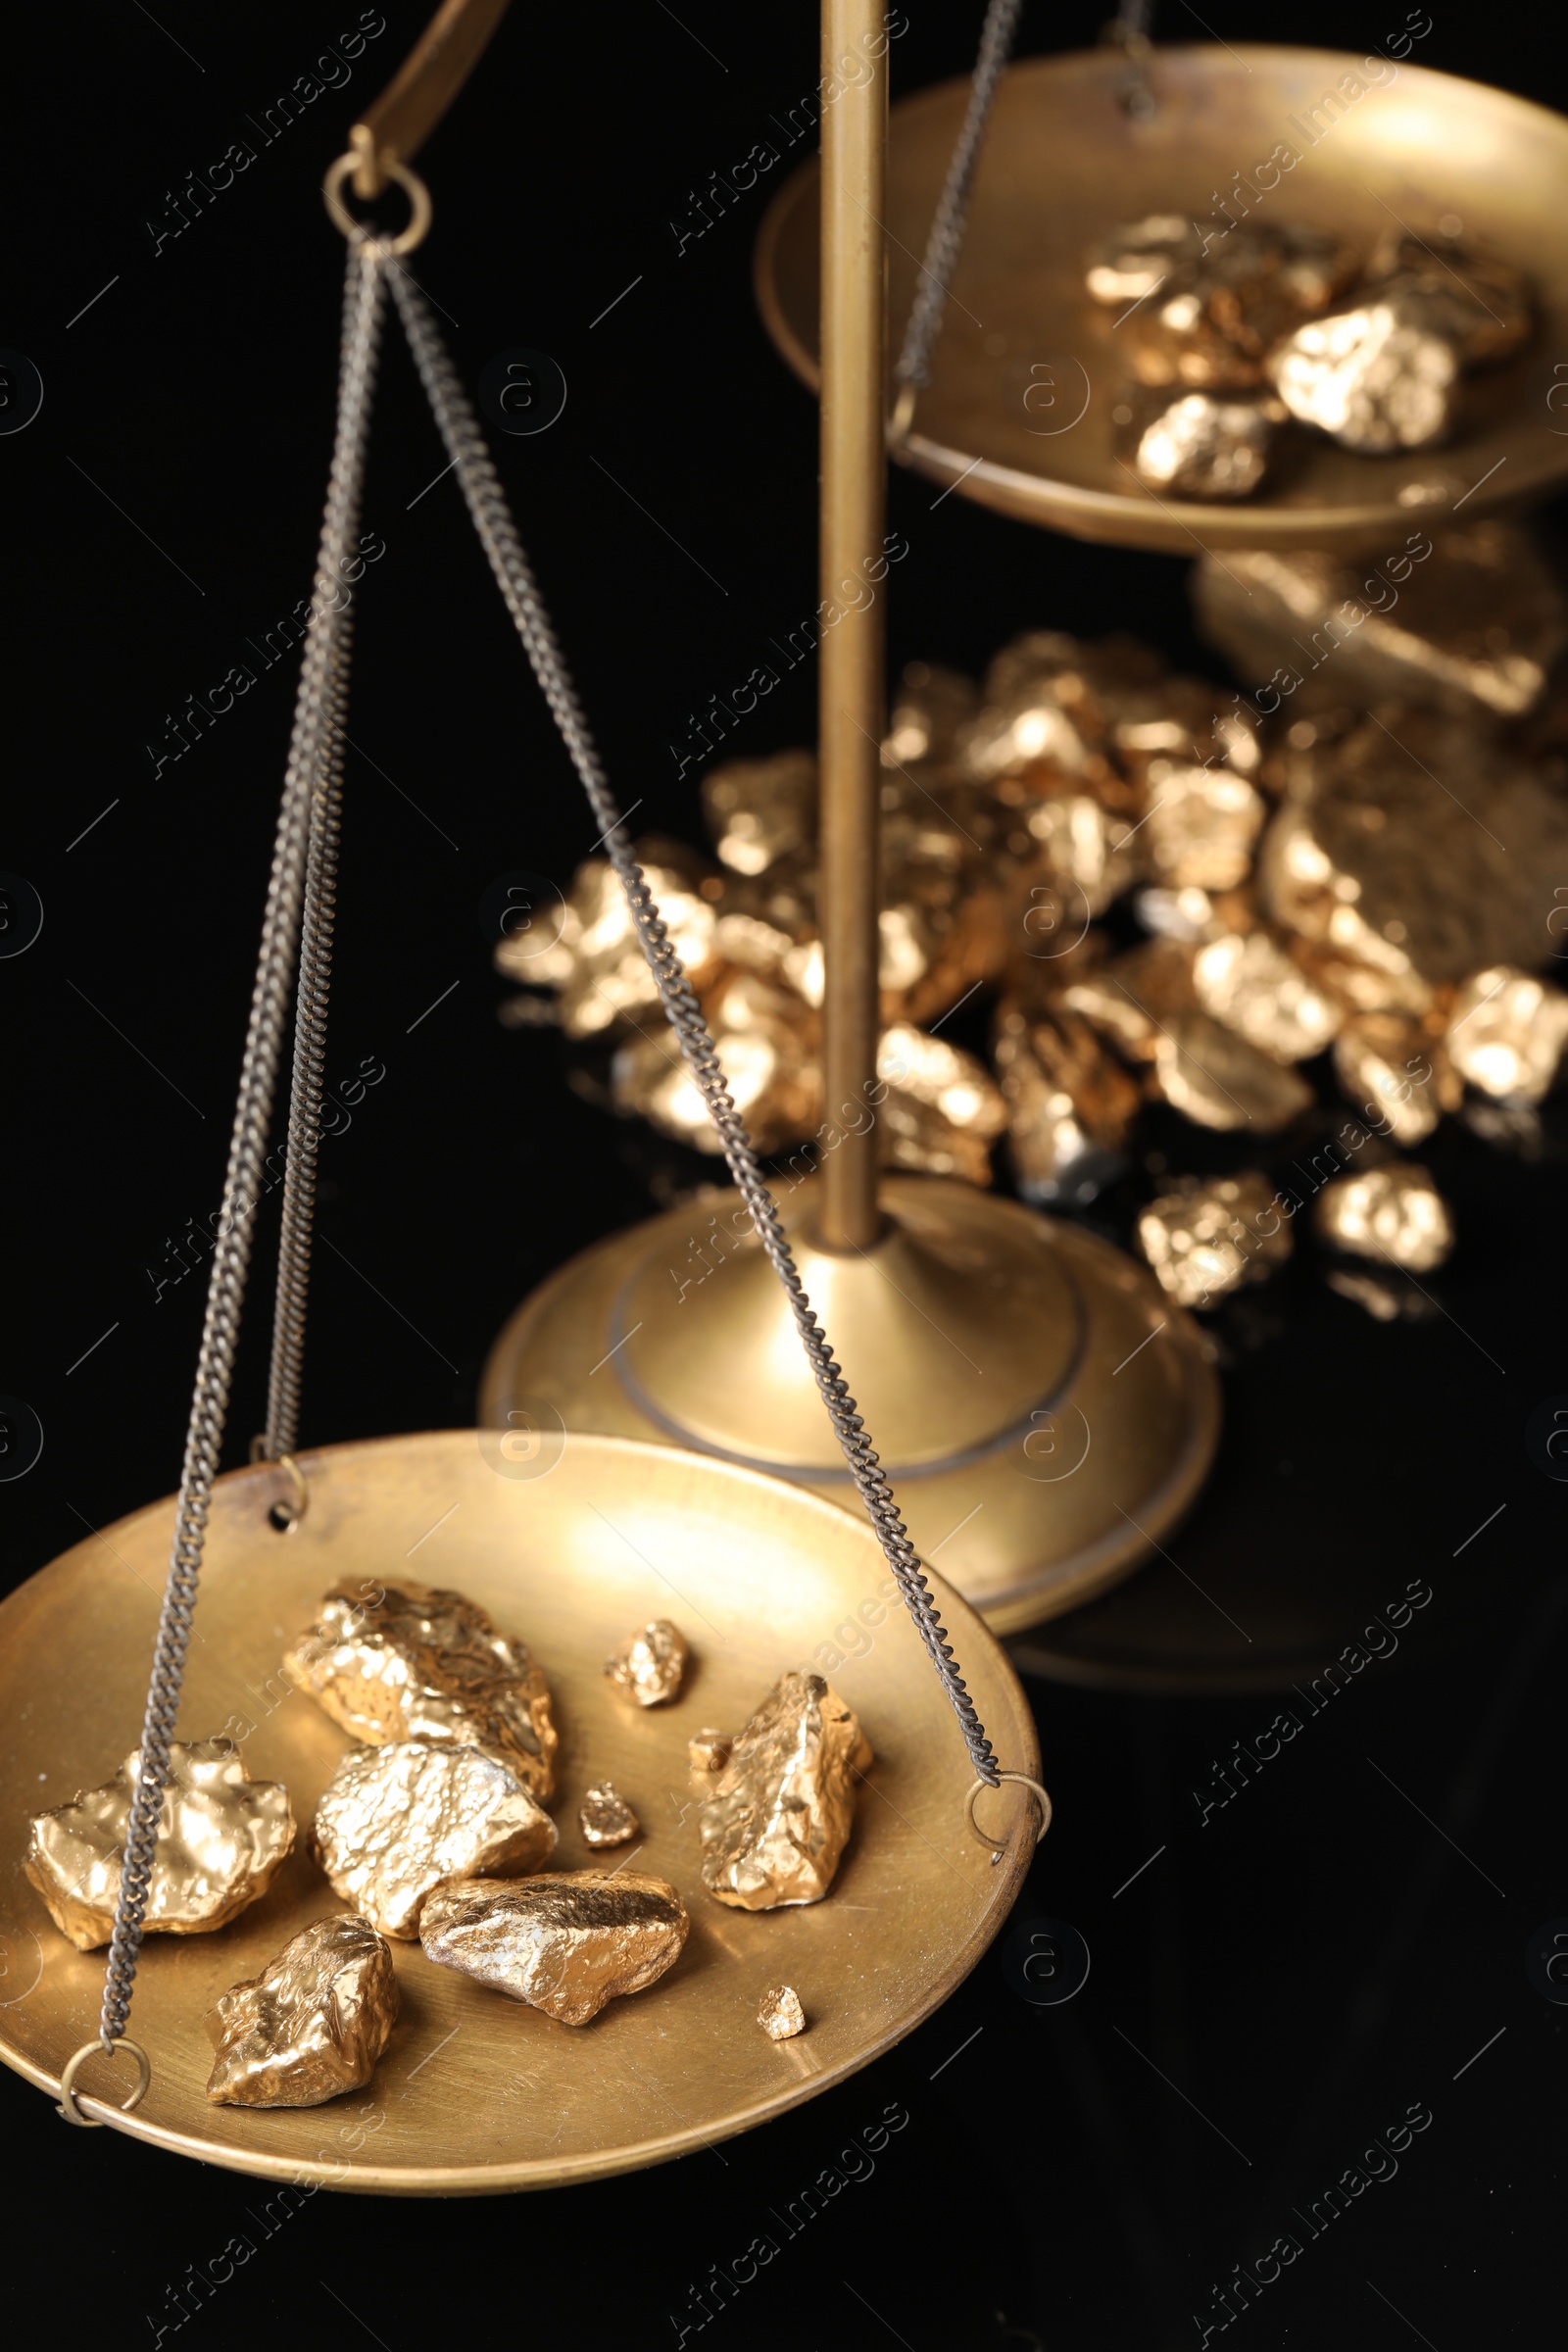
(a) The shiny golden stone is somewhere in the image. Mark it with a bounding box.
[1446,966,1568,1102]
[1313,1163,1455,1272]
[993,1003,1140,1205]
[700,1671,871,1912]
[1022,793,1143,916]
[1142,763,1266,893]
[1131,389,1282,501]
[1192,524,1568,721]
[25,1738,294,1953]
[612,970,820,1156]
[1366,232,1533,368]
[1058,935,1200,1062]
[204,1913,398,2109]
[703,750,817,876]
[688,1728,731,1774]
[1266,295,1461,452]
[1151,1011,1314,1133]
[605,1618,688,1707]
[1192,928,1343,1063]
[1085,214,1202,308]
[1333,1013,1459,1144]
[311,1740,557,1941]
[758,1984,807,2041]
[419,1872,690,2026]
[1258,711,1568,986]
[509,841,720,1041]
[578,1783,639,1849]
[1138,1172,1292,1310]
[1113,221,1359,390]
[284,1576,558,1803]
[877,1022,1007,1186]
[884,660,979,765]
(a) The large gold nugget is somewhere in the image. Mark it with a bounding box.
[1130,389,1281,501]
[25,1739,294,1953]
[1192,929,1343,1063]
[1266,296,1461,452]
[284,1577,558,1802]
[311,1740,557,1940]
[700,1672,871,1912]
[1313,1164,1454,1272]
[1446,967,1568,1102]
[1138,1173,1292,1309]
[419,1873,690,2025]
[1152,1012,1314,1133]
[605,1619,688,1707]
[204,1913,398,2108]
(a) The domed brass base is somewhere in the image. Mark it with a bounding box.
[480,1176,1220,1634]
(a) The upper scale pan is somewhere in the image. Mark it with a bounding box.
[755,45,1568,553]
[0,1430,1038,2193]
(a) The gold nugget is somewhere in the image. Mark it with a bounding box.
[25,1738,294,1953]
[1138,1173,1292,1309]
[1446,967,1568,1102]
[877,1022,1007,1186]
[688,1729,731,1774]
[284,1576,558,1802]
[1131,389,1282,501]
[703,750,818,876]
[605,1618,688,1707]
[1152,1012,1314,1132]
[419,1873,690,2025]
[1313,1163,1454,1271]
[1192,929,1343,1063]
[700,1672,871,1912]
[205,1914,398,2109]
[1333,1013,1459,1145]
[758,1984,807,2041]
[1267,296,1461,451]
[312,1740,556,1941]
[993,1004,1140,1205]
[579,1783,639,1849]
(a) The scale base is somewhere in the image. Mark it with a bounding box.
[481,1176,1220,1634]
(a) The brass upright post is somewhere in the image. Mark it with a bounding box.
[817,0,888,1250]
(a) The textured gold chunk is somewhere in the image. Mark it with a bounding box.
[1258,712,1568,986]
[688,1729,732,1774]
[605,1619,688,1707]
[1446,966,1568,1102]
[1192,929,1343,1062]
[700,1671,871,1912]
[1333,1013,1459,1144]
[1131,389,1282,500]
[1106,221,1359,389]
[311,1740,557,1941]
[993,1004,1140,1205]
[1366,233,1532,368]
[578,1783,639,1848]
[877,1022,1007,1186]
[1313,1163,1454,1271]
[1192,526,1568,721]
[1142,764,1266,893]
[284,1577,558,1802]
[1138,1172,1292,1309]
[758,1984,807,2041]
[1267,296,1460,451]
[612,970,820,1156]
[25,1738,294,1953]
[419,1872,690,2025]
[204,1913,398,2109]
[1151,1012,1314,1132]
[498,839,721,1040]
[702,750,818,876]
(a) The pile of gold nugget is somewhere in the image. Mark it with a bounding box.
[1084,215,1533,499]
[502,517,1568,1326]
[24,1579,866,2108]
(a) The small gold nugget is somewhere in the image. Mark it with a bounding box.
[312,1740,557,1940]
[1313,1164,1455,1272]
[1151,1012,1314,1133]
[688,1728,731,1774]
[700,1672,871,1912]
[25,1738,294,1953]
[579,1783,639,1848]
[758,1984,807,2042]
[1446,966,1568,1102]
[284,1576,558,1802]
[1138,1173,1292,1310]
[205,1913,398,2109]
[1131,389,1282,501]
[419,1872,690,2025]
[605,1619,689,1707]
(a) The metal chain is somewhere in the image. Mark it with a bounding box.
[892,0,1026,405]
[263,627,349,1462]
[388,265,1001,1786]
[93,241,389,2052]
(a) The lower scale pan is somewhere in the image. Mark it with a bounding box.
[756,44,1568,552]
[0,1431,1038,2194]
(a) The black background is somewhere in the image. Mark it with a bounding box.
[4,3,1566,2344]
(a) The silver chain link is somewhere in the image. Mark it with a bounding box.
[388,265,1002,1786]
[893,0,1026,399]
[94,241,389,2051]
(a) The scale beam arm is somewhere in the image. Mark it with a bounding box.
[350,0,513,197]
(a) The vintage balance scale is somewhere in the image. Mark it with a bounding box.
[4,0,1563,2189]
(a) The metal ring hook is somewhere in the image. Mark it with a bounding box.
[58,2036,152,2128]
[323,152,432,254]
[965,1770,1053,1860]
